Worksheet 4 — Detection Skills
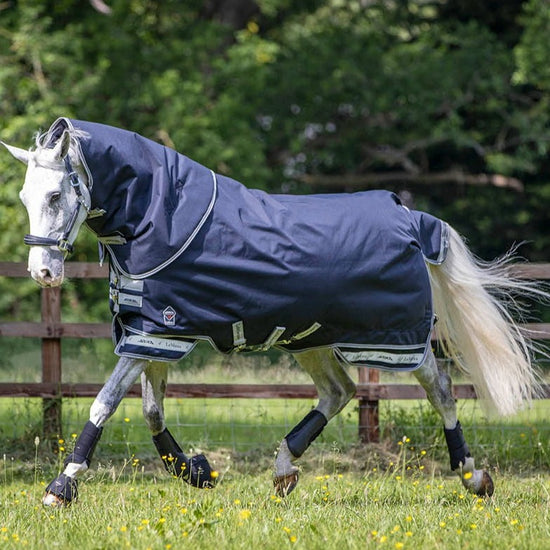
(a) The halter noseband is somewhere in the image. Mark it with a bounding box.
[23,156,90,257]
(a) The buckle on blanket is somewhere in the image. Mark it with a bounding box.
[231,322,323,352]
[231,323,287,352]
[232,321,247,349]
[277,322,322,345]
[258,326,286,351]
[109,288,120,312]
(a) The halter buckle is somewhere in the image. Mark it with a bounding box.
[57,239,74,254]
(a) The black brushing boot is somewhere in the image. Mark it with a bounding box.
[153,428,216,488]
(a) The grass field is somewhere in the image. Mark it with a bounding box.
[2,342,550,547]
[2,397,550,549]
[2,454,550,549]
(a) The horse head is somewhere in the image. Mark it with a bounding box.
[2,128,91,286]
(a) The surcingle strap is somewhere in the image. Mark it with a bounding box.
[444,420,471,471]
[285,410,328,458]
[64,421,103,467]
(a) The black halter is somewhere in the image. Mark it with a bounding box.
[23,156,90,256]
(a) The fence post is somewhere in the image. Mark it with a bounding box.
[41,287,62,441]
[358,368,380,443]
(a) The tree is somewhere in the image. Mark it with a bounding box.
[1,0,549,323]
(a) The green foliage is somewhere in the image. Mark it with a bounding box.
[1,0,550,322]
[514,0,550,89]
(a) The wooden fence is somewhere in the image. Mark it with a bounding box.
[1,261,549,443]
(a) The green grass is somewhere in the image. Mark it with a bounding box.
[2,340,550,549]
[1,363,550,549]
[2,453,550,549]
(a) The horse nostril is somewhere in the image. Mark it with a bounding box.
[40,268,53,283]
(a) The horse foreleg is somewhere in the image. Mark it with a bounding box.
[414,350,494,496]
[141,361,215,489]
[274,348,356,497]
[43,357,147,507]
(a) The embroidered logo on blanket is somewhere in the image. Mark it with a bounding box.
[162,306,176,326]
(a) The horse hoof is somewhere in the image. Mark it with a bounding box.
[475,471,494,497]
[43,492,70,508]
[274,471,299,498]
[43,473,78,505]
[188,454,217,489]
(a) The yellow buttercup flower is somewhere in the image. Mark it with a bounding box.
[239,509,251,520]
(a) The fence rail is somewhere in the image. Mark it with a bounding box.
[1,261,549,443]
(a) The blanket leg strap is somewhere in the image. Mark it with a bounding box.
[153,428,216,489]
[286,410,327,458]
[444,420,471,471]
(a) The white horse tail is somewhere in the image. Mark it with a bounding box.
[427,224,547,416]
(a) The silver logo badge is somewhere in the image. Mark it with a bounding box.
[162,306,176,326]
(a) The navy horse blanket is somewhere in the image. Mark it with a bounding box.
[45,118,449,370]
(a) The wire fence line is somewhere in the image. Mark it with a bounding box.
[2,392,549,473]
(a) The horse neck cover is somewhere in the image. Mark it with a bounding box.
[46,117,449,371]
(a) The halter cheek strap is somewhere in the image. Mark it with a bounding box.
[23,156,90,257]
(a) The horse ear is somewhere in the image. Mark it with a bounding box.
[52,130,71,161]
[1,141,30,165]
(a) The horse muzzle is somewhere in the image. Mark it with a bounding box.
[28,247,65,287]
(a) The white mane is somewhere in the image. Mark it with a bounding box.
[32,127,90,169]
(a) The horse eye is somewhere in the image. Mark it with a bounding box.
[49,192,61,205]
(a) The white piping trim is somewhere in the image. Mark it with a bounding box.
[424,221,450,265]
[106,170,218,280]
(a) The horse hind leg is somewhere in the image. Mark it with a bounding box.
[414,350,494,497]
[274,348,356,497]
[142,361,216,489]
